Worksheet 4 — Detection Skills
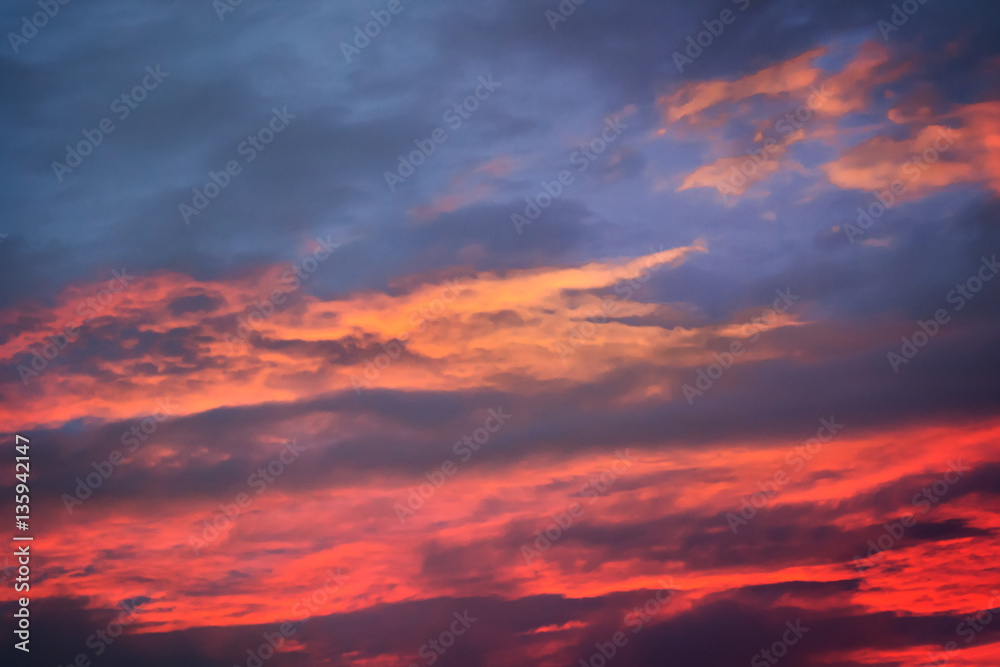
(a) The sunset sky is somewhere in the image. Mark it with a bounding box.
[2,0,1000,666]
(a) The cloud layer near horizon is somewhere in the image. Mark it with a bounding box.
[2,0,1000,665]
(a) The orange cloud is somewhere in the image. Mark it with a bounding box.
[677,129,802,198]
[474,155,517,178]
[0,243,721,429]
[666,42,913,199]
[408,156,519,222]
[409,182,494,221]
[661,42,907,126]
[13,414,999,642]
[822,101,1000,197]
[663,48,826,125]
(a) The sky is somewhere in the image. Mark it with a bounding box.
[1,0,1000,665]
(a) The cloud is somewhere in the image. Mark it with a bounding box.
[822,101,1000,198]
